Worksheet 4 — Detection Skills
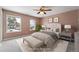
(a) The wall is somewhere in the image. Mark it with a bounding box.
[77,10,79,30]
[3,10,41,39]
[3,9,79,39]
[41,10,79,32]
[0,8,3,41]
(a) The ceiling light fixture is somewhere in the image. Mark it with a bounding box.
[40,12,44,15]
[33,6,52,15]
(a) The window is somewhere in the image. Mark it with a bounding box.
[30,19,36,31]
[6,15,21,33]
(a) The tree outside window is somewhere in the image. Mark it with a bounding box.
[6,15,21,33]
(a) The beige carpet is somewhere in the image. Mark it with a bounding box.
[52,40,69,52]
[16,38,69,52]
[0,39,22,52]
[16,38,33,52]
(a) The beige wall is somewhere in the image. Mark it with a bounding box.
[77,10,79,30]
[41,10,79,32]
[3,10,41,39]
[0,8,3,41]
[3,9,79,39]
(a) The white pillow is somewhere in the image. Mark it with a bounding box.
[23,36,43,48]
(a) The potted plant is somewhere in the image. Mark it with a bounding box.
[35,24,42,32]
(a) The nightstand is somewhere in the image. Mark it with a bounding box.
[59,31,74,42]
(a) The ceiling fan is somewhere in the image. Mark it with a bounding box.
[33,6,52,14]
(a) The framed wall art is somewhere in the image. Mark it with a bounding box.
[48,18,53,23]
[53,17,59,22]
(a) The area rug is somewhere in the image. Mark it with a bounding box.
[16,38,69,52]
[52,40,69,52]
[0,39,22,52]
[16,38,33,52]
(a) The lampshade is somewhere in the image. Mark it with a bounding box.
[64,25,71,29]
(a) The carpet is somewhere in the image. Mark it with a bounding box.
[52,40,69,52]
[16,38,33,52]
[16,38,69,52]
[0,39,22,52]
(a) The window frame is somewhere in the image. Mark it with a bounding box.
[29,19,36,31]
[6,15,22,33]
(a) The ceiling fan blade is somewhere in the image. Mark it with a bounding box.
[44,9,52,11]
[33,9,39,11]
[37,12,40,14]
[44,12,46,14]
[40,6,45,9]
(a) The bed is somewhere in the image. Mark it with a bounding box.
[23,32,58,51]
[22,23,62,51]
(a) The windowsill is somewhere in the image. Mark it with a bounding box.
[6,29,21,33]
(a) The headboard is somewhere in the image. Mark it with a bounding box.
[44,23,61,34]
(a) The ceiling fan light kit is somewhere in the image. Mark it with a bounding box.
[39,12,44,15]
[38,11,46,15]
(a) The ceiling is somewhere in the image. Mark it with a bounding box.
[1,6,79,18]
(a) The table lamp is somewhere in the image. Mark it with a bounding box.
[64,25,71,32]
